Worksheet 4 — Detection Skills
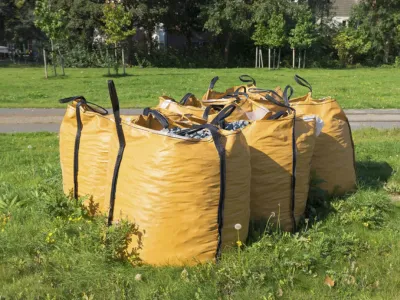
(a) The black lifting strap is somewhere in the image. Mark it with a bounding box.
[59,96,86,200]
[209,76,219,90]
[294,75,313,93]
[179,93,194,105]
[239,74,256,86]
[290,110,297,232]
[142,108,170,129]
[59,96,108,200]
[107,80,126,226]
[211,104,237,127]
[177,124,226,261]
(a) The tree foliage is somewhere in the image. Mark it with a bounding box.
[34,0,67,42]
[333,27,371,65]
[102,2,136,46]
[349,0,400,64]
[289,7,315,49]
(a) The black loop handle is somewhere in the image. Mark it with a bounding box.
[202,105,223,120]
[202,106,214,120]
[59,96,108,115]
[177,123,219,137]
[239,74,256,86]
[59,96,87,104]
[282,85,294,106]
[85,101,109,115]
[230,90,249,100]
[248,88,283,100]
[211,104,236,126]
[294,75,312,93]
[209,76,219,90]
[142,108,169,129]
[180,93,194,105]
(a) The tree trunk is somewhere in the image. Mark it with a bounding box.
[292,48,295,69]
[43,49,48,79]
[255,47,258,68]
[303,49,306,69]
[58,48,65,76]
[224,32,233,66]
[268,48,271,70]
[277,48,281,69]
[122,48,126,75]
[298,50,301,69]
[50,39,57,76]
[273,48,276,69]
[259,49,264,68]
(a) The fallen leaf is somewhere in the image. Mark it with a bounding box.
[324,275,335,288]
[374,280,379,289]
[276,288,283,298]
[345,275,356,285]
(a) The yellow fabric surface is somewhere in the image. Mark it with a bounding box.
[105,120,251,266]
[290,93,356,194]
[59,102,115,214]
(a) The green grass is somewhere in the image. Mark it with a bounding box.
[0,67,400,109]
[0,129,400,299]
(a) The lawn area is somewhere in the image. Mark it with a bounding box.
[0,128,399,299]
[0,67,400,109]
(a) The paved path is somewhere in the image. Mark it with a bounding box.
[1,108,400,133]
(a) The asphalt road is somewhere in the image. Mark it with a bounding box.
[1,108,400,133]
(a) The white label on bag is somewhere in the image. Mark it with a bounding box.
[303,115,324,136]
[160,100,173,109]
[245,107,270,121]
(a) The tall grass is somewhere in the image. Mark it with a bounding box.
[0,129,399,299]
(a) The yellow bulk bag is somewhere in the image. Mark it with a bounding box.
[201,75,284,109]
[157,95,218,119]
[144,107,207,128]
[289,75,356,195]
[105,81,251,266]
[59,96,112,214]
[202,75,257,102]
[210,98,318,231]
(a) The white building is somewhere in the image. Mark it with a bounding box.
[331,0,360,26]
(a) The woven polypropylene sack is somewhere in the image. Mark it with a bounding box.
[208,100,318,231]
[201,75,284,110]
[201,75,257,103]
[242,115,317,231]
[289,75,356,195]
[105,83,251,266]
[157,95,217,119]
[59,98,113,214]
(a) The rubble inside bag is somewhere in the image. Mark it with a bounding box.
[222,120,250,131]
[160,127,212,139]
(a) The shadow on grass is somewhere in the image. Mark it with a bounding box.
[302,160,394,229]
[356,160,393,190]
[248,161,395,243]
[102,73,136,78]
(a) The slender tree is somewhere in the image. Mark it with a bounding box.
[34,0,68,76]
[289,7,315,68]
[265,13,286,69]
[102,1,136,74]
